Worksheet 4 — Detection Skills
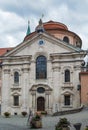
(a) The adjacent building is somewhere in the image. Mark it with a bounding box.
[79,64,88,106]
[0,48,13,113]
[0,19,86,115]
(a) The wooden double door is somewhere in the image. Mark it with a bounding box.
[37,97,45,111]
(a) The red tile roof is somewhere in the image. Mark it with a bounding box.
[43,20,68,30]
[0,47,13,56]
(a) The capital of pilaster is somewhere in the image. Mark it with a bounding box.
[74,65,81,71]
[22,64,30,73]
[45,91,51,95]
[4,69,10,74]
[53,67,61,71]
[52,63,61,71]
[22,68,30,73]
[31,91,36,95]
[52,62,61,71]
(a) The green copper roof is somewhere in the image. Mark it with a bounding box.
[26,21,31,35]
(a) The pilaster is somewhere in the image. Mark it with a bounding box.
[1,67,10,114]
[52,62,61,112]
[21,65,30,111]
[31,91,36,111]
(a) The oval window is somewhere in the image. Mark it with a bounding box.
[37,87,45,93]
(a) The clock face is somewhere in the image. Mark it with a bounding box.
[39,40,44,45]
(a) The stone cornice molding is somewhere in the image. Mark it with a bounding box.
[50,51,86,61]
[11,87,21,92]
[1,55,32,64]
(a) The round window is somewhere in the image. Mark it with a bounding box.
[37,87,45,93]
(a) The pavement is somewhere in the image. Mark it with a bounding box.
[0,108,88,130]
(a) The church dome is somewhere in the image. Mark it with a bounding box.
[24,20,82,48]
[43,20,68,31]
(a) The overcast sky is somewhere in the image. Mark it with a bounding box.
[0,0,88,50]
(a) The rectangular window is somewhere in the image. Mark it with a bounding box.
[13,96,19,106]
[14,72,19,84]
[64,95,70,105]
[65,70,70,82]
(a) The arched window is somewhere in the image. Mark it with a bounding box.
[63,36,69,43]
[36,55,47,79]
[65,69,70,82]
[14,71,19,83]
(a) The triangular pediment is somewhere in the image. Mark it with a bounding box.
[61,90,74,95]
[11,91,21,96]
[4,32,82,57]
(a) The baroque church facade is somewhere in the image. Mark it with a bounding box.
[0,19,86,115]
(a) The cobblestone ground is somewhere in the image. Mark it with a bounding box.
[0,108,88,130]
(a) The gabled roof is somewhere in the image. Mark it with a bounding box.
[3,31,84,57]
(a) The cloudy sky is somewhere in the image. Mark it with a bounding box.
[0,0,88,50]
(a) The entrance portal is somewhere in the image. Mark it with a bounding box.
[37,97,45,111]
